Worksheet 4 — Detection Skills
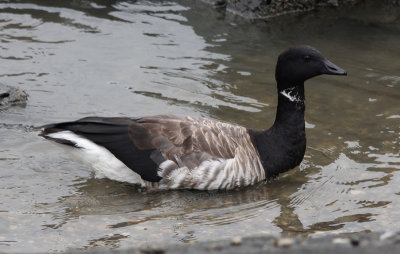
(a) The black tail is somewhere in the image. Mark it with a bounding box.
[39,117,162,182]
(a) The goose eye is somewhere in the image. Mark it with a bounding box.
[303,55,311,62]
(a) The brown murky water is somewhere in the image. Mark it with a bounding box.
[1,0,400,252]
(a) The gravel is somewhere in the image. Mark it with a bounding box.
[68,231,400,254]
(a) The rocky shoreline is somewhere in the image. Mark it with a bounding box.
[201,0,400,19]
[71,231,400,254]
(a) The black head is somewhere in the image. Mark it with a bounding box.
[275,45,347,90]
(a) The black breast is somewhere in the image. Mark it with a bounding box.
[248,126,306,178]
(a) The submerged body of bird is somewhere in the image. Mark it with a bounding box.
[39,45,347,190]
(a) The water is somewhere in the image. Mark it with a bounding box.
[1,0,400,252]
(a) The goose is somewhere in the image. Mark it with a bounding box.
[39,45,346,190]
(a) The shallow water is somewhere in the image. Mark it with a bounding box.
[1,0,400,252]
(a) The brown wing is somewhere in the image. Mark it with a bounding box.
[129,115,243,170]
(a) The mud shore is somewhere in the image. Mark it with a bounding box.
[72,231,400,254]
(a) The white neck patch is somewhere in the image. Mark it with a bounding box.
[280,87,303,103]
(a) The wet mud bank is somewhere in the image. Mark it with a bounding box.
[202,0,400,19]
[70,231,400,254]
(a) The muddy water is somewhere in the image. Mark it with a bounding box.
[0,0,400,252]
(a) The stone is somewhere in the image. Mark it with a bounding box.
[0,83,28,107]
[332,238,351,244]
[277,237,294,248]
[230,237,243,246]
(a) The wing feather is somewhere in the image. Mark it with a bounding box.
[129,116,241,166]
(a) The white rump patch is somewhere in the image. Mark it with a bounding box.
[46,131,144,185]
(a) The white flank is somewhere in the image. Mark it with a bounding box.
[197,159,226,190]
[167,167,189,189]
[47,131,145,185]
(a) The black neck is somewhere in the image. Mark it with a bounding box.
[274,84,305,127]
[248,83,307,178]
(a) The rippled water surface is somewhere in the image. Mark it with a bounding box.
[1,0,400,252]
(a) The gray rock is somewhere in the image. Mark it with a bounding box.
[385,0,400,5]
[0,83,28,107]
[203,0,365,19]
